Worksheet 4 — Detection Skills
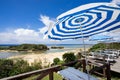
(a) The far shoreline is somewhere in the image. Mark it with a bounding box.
[0,47,90,54]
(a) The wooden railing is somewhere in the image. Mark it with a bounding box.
[0,59,111,80]
[0,65,60,80]
[88,59,111,80]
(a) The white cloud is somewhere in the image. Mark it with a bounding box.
[95,32,120,42]
[0,28,119,44]
[87,31,120,43]
[0,15,57,44]
[111,0,120,5]
[39,15,54,26]
[39,15,55,34]
[108,32,120,41]
[0,28,49,44]
[14,28,39,36]
[39,27,48,34]
[14,28,40,43]
[0,33,17,43]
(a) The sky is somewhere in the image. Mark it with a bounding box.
[0,0,120,44]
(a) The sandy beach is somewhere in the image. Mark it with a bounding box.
[8,48,89,66]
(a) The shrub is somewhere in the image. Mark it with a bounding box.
[89,43,106,52]
[62,52,76,63]
[53,58,60,65]
[0,59,42,79]
[89,42,120,52]
[8,44,48,51]
[76,52,82,59]
[0,59,13,78]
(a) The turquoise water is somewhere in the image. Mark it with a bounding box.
[46,44,92,53]
[0,51,28,59]
[47,44,92,48]
[0,44,93,58]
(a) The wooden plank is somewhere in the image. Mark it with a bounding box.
[88,60,104,67]
[93,71,105,77]
[89,65,106,73]
[36,72,49,80]
[111,57,120,73]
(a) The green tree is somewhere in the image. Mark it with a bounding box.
[89,43,106,52]
[0,59,13,78]
[0,59,42,79]
[62,52,76,63]
[53,58,60,65]
[76,52,82,59]
[8,44,48,51]
[89,42,120,52]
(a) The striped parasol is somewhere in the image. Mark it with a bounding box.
[43,2,120,80]
[44,2,120,40]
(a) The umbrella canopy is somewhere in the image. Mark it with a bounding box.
[45,2,120,40]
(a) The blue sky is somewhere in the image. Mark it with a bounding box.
[0,0,110,31]
[0,0,120,44]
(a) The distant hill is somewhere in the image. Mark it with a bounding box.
[89,42,120,52]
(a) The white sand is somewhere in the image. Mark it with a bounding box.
[8,48,89,66]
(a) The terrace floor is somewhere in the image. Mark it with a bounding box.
[111,57,120,73]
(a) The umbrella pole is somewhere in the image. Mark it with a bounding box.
[80,26,87,65]
[82,36,86,60]
[80,25,90,80]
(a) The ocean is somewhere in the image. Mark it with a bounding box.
[0,44,93,59]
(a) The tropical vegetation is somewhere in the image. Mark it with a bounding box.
[0,44,48,51]
[51,46,64,49]
[62,52,76,63]
[0,59,42,79]
[89,42,120,52]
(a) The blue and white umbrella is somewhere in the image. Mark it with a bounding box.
[43,3,120,80]
[44,2,120,40]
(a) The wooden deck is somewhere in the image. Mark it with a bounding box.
[111,57,120,73]
[0,59,111,80]
[88,55,120,73]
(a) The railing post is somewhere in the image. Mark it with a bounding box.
[82,59,86,72]
[103,55,106,62]
[103,68,106,77]
[106,62,111,80]
[89,64,92,70]
[49,71,53,80]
